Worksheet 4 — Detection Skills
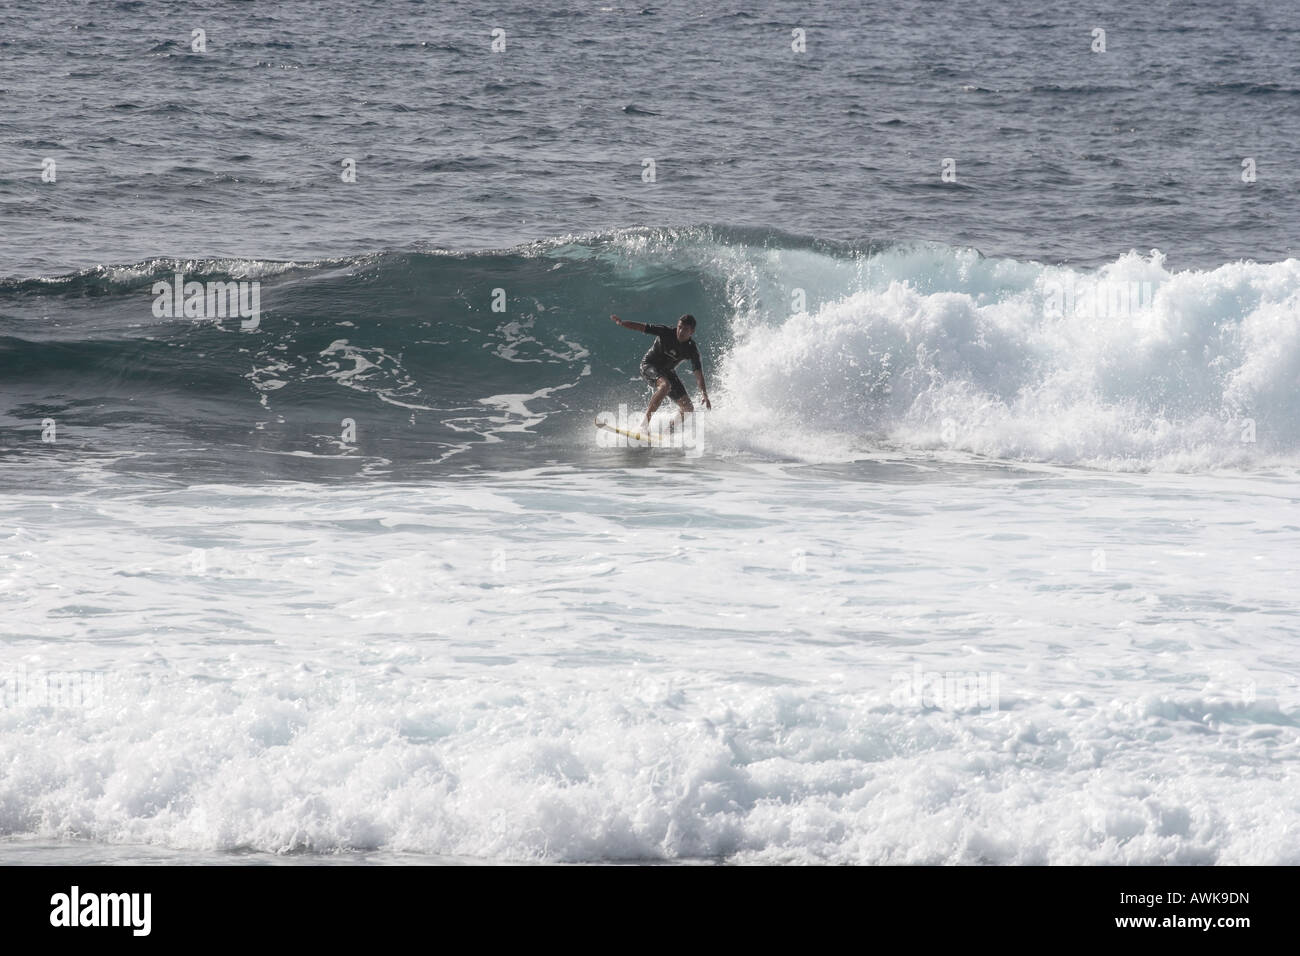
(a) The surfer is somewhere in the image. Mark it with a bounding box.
[611,313,711,432]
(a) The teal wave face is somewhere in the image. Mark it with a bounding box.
[0,230,750,479]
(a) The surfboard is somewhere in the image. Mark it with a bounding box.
[594,416,661,444]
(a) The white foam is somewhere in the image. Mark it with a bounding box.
[2,468,1297,863]
[710,246,1300,471]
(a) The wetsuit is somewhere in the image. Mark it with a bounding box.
[639,324,702,401]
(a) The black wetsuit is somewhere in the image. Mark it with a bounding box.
[639,324,702,401]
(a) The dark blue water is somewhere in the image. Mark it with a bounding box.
[3,0,1297,277]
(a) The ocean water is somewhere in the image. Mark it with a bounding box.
[2,1,1299,865]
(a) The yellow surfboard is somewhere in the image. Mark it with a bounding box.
[594,416,661,445]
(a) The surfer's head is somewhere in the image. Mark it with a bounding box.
[676,314,696,341]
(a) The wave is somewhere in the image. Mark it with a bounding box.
[2,227,1298,477]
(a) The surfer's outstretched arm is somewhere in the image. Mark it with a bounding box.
[611,314,648,333]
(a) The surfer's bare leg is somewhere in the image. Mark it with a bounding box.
[642,378,672,430]
[671,396,694,427]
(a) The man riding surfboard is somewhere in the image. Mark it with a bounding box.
[610,313,712,434]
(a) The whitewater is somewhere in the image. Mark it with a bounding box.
[3,232,1299,864]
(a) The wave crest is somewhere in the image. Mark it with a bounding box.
[3,229,1298,474]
